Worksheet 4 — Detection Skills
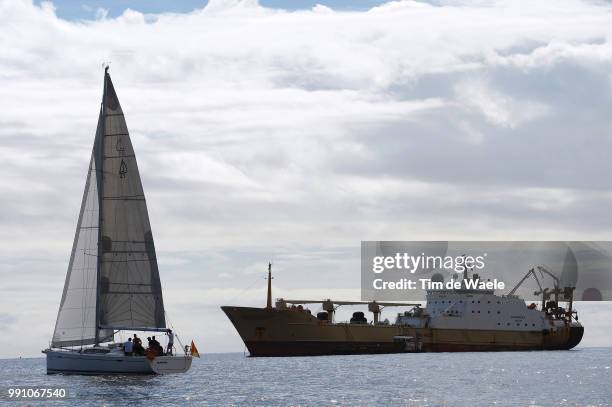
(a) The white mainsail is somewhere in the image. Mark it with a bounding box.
[52,70,165,348]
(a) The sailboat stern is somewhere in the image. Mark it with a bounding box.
[148,355,193,374]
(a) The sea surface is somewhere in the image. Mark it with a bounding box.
[1,348,611,406]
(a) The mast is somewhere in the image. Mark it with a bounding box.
[266,262,273,308]
[94,66,108,345]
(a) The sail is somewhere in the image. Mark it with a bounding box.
[51,112,113,347]
[52,70,165,347]
[97,71,166,332]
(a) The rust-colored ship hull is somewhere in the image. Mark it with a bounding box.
[222,306,584,357]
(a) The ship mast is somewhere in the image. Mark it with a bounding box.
[266,262,273,308]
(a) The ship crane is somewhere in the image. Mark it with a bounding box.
[508,267,545,306]
[508,265,576,321]
[535,266,562,305]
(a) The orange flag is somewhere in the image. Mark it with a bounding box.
[190,340,200,358]
[146,348,157,361]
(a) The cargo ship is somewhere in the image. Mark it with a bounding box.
[222,264,583,356]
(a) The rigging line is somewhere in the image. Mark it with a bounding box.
[225,273,266,304]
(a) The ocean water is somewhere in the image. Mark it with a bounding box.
[1,348,611,406]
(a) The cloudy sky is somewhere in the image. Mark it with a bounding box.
[1,0,612,358]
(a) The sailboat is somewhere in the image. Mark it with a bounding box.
[43,67,193,375]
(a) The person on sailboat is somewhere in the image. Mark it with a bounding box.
[151,336,163,356]
[133,334,144,356]
[124,338,133,356]
[166,330,174,356]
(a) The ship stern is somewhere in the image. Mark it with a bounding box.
[566,322,584,350]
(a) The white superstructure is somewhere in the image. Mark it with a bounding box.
[424,290,550,330]
[397,278,573,334]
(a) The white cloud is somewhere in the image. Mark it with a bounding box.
[455,80,550,128]
[312,4,333,14]
[1,0,612,356]
[94,7,108,20]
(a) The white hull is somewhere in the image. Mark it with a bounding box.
[149,355,193,374]
[45,350,192,375]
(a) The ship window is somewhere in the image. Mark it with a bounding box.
[488,311,490,314]
[477,311,480,313]
[471,301,474,303]
[497,311,500,314]
[516,324,520,327]
[497,323,501,326]
[488,301,491,303]
[497,301,500,304]
[478,301,481,303]
[524,324,528,327]
[507,323,510,326]
[471,310,474,313]
[532,324,535,327]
